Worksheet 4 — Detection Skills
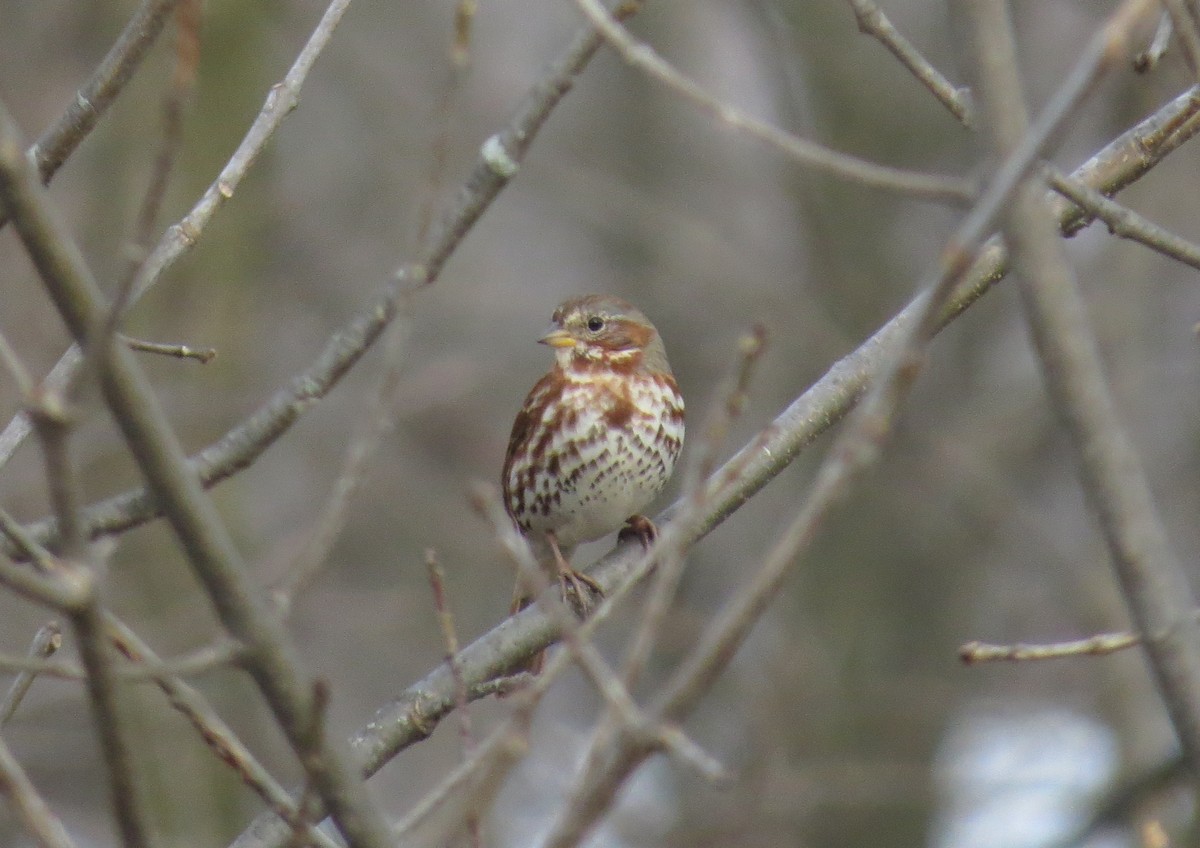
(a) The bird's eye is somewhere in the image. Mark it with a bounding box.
[586,316,605,333]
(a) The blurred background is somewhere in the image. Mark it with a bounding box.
[1,1,1199,846]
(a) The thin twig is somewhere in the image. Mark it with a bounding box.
[124,336,218,363]
[269,301,413,615]
[575,0,974,205]
[425,548,481,848]
[10,0,182,211]
[425,550,474,757]
[621,325,768,692]
[1134,10,1174,71]
[1045,166,1200,269]
[0,326,35,397]
[0,640,240,682]
[414,0,476,249]
[0,621,63,726]
[845,0,973,126]
[475,487,728,783]
[107,0,202,329]
[959,632,1141,663]
[27,390,152,848]
[0,732,77,848]
[538,4,1168,844]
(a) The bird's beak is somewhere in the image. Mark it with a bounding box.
[539,328,576,349]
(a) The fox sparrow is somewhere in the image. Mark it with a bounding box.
[502,294,685,635]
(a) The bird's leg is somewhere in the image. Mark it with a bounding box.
[618,514,658,548]
[547,530,603,617]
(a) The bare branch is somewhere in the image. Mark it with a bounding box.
[416,0,644,281]
[0,0,354,474]
[26,384,153,848]
[575,0,974,204]
[620,324,768,692]
[425,549,475,757]
[17,0,181,202]
[968,0,1200,766]
[0,732,77,848]
[70,598,154,848]
[124,336,218,364]
[414,0,477,250]
[1045,166,1200,269]
[0,91,394,848]
[106,0,202,334]
[959,632,1141,663]
[270,305,413,615]
[225,75,1200,848]
[0,622,63,726]
[105,620,341,848]
[425,548,481,848]
[845,0,973,126]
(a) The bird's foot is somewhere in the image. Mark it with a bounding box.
[618,514,658,548]
[559,568,604,618]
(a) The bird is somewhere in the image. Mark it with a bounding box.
[501,294,685,666]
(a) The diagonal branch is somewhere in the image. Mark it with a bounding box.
[0,0,355,473]
[2,0,183,225]
[844,0,974,126]
[0,96,395,848]
[225,78,1200,848]
[969,0,1200,767]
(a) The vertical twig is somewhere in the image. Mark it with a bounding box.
[27,388,153,848]
[108,0,203,326]
[415,0,476,250]
[425,549,481,848]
